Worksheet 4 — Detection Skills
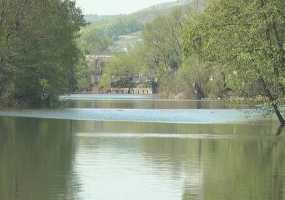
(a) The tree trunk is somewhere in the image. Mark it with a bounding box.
[194,81,205,100]
[260,77,285,125]
[272,103,285,125]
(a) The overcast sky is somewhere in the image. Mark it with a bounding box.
[75,0,175,15]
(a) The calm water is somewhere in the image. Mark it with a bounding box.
[0,95,284,200]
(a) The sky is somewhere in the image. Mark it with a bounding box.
[75,0,175,15]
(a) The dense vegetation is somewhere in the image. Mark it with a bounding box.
[100,5,217,98]
[0,0,85,106]
[183,0,285,124]
[97,0,285,124]
[97,9,190,91]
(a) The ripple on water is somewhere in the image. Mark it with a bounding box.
[76,132,236,140]
[0,108,267,124]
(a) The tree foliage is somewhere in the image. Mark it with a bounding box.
[183,0,285,123]
[99,8,224,98]
[100,45,148,88]
[0,0,85,106]
[144,9,185,77]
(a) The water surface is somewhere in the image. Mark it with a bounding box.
[0,95,284,200]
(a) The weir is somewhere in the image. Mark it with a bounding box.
[110,88,153,95]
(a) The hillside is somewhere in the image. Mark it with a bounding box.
[84,0,191,24]
[78,14,143,54]
[130,0,193,23]
[84,14,120,23]
[79,0,195,55]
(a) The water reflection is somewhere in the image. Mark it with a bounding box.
[73,124,285,200]
[0,118,77,200]
[0,96,284,200]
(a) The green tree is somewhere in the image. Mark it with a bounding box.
[183,0,285,124]
[100,45,147,89]
[0,0,85,106]
[141,9,188,95]
[144,9,185,77]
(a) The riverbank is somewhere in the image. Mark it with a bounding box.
[1,92,285,111]
[158,91,283,105]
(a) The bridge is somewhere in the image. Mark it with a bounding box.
[110,88,153,95]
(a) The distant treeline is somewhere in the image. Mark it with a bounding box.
[0,0,86,106]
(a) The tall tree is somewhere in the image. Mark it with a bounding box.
[183,0,285,124]
[0,0,85,105]
[144,9,185,76]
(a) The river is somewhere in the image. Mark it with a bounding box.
[0,94,284,200]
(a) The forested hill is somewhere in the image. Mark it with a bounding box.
[78,0,195,54]
[129,0,199,24]
[84,0,192,24]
